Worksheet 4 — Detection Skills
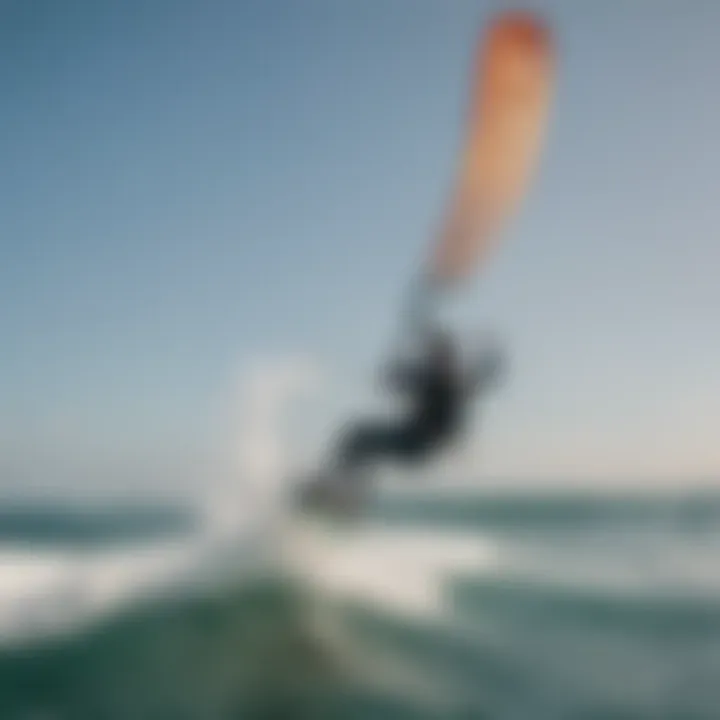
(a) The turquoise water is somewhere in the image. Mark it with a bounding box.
[1,489,719,719]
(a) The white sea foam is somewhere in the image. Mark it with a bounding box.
[0,356,320,647]
[286,523,500,620]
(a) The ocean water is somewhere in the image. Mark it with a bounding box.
[1,488,719,719]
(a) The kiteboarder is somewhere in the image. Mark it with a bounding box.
[301,324,506,510]
[344,327,502,464]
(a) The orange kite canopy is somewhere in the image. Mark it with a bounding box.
[432,11,555,283]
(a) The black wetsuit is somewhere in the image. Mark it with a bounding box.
[334,358,467,476]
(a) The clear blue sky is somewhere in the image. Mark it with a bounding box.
[2,1,719,495]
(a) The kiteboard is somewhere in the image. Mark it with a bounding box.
[292,471,368,527]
